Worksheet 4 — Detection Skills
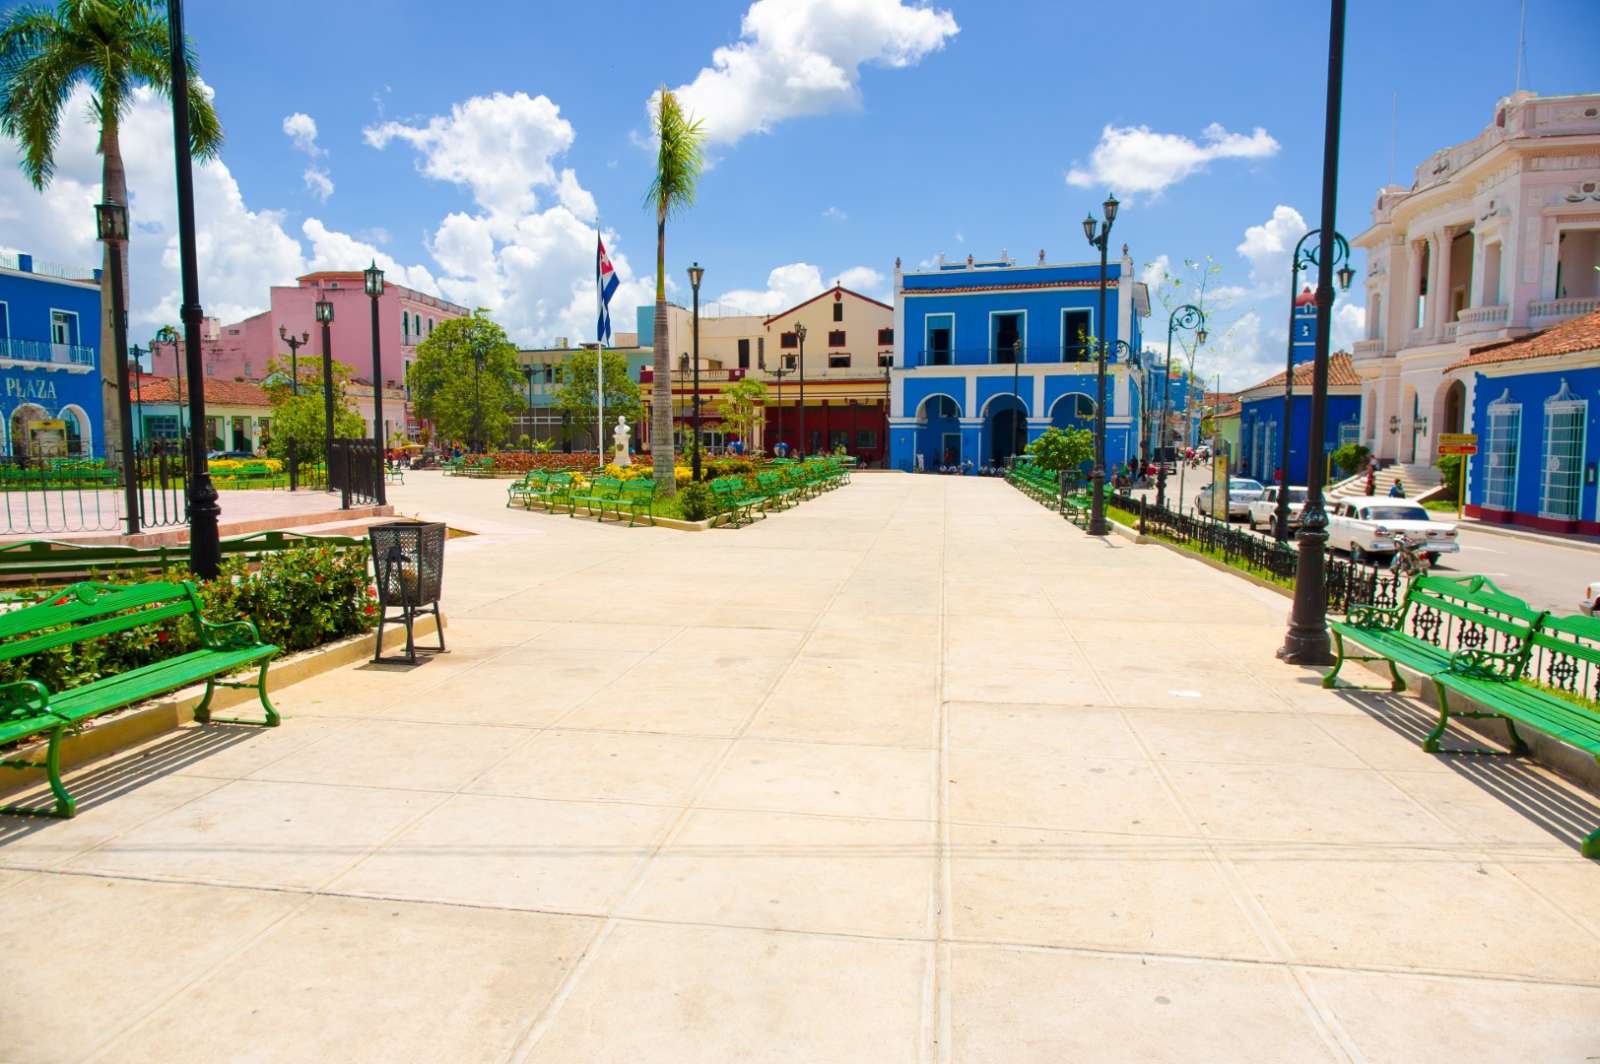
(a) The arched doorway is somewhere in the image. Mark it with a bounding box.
[59,404,91,457]
[1050,392,1096,432]
[984,393,1028,466]
[915,393,962,470]
[1442,379,1465,436]
[9,403,50,457]
[1401,384,1420,463]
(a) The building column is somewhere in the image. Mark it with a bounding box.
[1427,231,1448,339]
[1405,239,1426,341]
[888,416,918,472]
[1436,227,1455,333]
[958,417,983,473]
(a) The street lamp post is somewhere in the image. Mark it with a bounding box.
[1279,0,1348,667]
[96,199,140,535]
[794,323,807,456]
[1082,193,1119,535]
[279,325,309,395]
[773,365,788,453]
[1273,230,1356,539]
[166,0,219,577]
[1156,305,1206,510]
[315,296,335,474]
[1010,338,1024,464]
[154,324,183,443]
[128,344,145,450]
[688,262,705,481]
[471,335,486,453]
[881,349,893,468]
[522,365,536,446]
[364,262,387,506]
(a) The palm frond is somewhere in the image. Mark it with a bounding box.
[644,88,705,223]
[0,7,84,189]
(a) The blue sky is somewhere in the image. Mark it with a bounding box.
[1,0,1594,386]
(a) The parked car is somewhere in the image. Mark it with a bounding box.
[1196,478,1264,521]
[1327,496,1459,564]
[1582,580,1600,616]
[1248,486,1308,532]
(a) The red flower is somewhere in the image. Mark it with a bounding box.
[364,604,376,615]
[51,596,69,606]
[157,631,170,644]
[366,586,378,599]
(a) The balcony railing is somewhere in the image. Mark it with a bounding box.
[1442,321,1459,342]
[639,367,748,385]
[904,345,1131,369]
[1455,304,1509,335]
[1529,296,1600,327]
[0,337,96,366]
[1352,339,1384,360]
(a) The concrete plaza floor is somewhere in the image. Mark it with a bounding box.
[4,471,1600,1061]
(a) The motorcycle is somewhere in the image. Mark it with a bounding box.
[1389,531,1433,578]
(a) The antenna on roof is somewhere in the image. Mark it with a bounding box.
[1514,0,1528,92]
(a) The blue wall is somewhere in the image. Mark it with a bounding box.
[1468,368,1600,527]
[0,256,105,455]
[1238,392,1361,484]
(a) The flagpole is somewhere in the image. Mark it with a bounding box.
[596,224,604,468]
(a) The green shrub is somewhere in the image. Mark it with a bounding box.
[1437,453,1463,496]
[679,480,714,521]
[0,545,377,695]
[1331,443,1371,477]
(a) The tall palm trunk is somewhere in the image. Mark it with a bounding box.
[99,113,128,459]
[650,215,675,495]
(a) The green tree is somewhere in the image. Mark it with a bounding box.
[262,356,364,463]
[0,0,223,451]
[1145,256,1240,451]
[719,376,767,452]
[644,88,705,496]
[408,312,522,452]
[553,349,643,448]
[1027,427,1094,506]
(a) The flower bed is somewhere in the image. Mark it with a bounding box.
[0,543,376,694]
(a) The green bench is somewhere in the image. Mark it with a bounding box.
[385,463,405,486]
[1323,574,1543,697]
[0,531,366,583]
[756,471,799,510]
[711,477,766,526]
[507,470,546,508]
[0,580,280,818]
[529,471,575,513]
[614,480,656,526]
[570,475,623,519]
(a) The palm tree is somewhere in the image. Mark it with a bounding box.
[0,0,223,453]
[643,88,703,495]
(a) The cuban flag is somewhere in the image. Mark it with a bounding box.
[596,236,619,345]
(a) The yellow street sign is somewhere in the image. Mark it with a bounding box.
[1438,432,1477,448]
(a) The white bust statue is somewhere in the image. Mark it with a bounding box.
[612,415,631,467]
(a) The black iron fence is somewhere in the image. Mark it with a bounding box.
[0,447,189,535]
[329,438,382,508]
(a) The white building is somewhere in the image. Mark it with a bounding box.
[1351,90,1600,479]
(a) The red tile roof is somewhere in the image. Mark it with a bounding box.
[1248,351,1360,391]
[1448,308,1600,371]
[134,375,273,407]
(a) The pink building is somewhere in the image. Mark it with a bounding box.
[146,271,469,437]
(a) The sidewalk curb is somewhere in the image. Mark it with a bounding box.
[0,612,445,801]
[1461,519,1600,555]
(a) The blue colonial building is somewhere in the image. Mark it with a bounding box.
[0,251,104,456]
[1452,308,1600,534]
[888,250,1149,472]
[1236,287,1362,484]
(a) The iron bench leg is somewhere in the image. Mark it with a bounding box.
[1424,681,1530,756]
[193,662,280,728]
[1322,631,1405,693]
[0,727,75,818]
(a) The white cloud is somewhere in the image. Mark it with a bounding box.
[303,166,334,202]
[710,261,886,315]
[365,91,577,218]
[282,112,323,156]
[1332,300,1366,353]
[1236,204,1307,289]
[822,205,846,221]
[667,0,958,145]
[1141,254,1172,290]
[302,218,436,293]
[1066,122,1279,198]
[363,91,650,346]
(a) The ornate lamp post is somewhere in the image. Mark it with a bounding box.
[1273,230,1355,539]
[315,295,335,465]
[773,365,789,453]
[364,262,387,505]
[1156,305,1206,510]
[1280,0,1349,667]
[794,322,807,456]
[522,364,536,447]
[471,334,486,453]
[1082,193,1119,535]
[688,261,705,480]
[128,344,146,450]
[165,0,220,577]
[279,324,309,395]
[96,199,140,533]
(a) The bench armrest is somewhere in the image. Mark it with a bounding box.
[0,678,52,721]
[1446,647,1524,679]
[200,617,264,650]
[1347,603,1404,629]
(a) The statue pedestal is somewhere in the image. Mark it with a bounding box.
[611,416,632,467]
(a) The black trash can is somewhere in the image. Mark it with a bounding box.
[368,520,447,664]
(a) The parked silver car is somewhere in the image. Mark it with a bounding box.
[1196,478,1264,521]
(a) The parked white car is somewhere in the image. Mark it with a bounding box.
[1582,581,1600,616]
[1327,496,1460,564]
[1196,478,1263,520]
[1248,486,1307,532]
